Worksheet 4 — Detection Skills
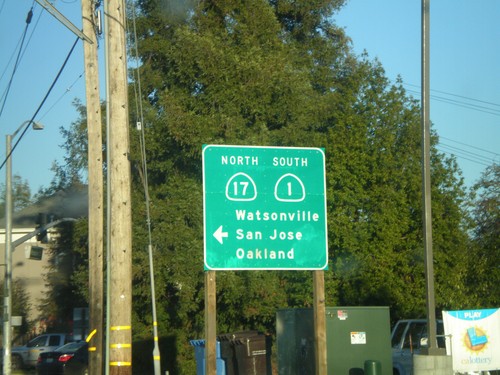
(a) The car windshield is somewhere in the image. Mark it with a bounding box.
[27,336,47,348]
[55,341,86,352]
[391,322,407,348]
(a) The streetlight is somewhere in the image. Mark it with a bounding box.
[3,120,44,375]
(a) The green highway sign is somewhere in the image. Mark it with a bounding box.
[202,145,328,270]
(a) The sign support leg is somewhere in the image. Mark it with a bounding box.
[313,270,327,375]
[205,271,217,375]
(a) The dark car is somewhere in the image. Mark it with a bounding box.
[36,341,88,375]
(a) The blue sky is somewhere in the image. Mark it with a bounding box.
[0,1,499,195]
[335,0,500,188]
[0,0,87,193]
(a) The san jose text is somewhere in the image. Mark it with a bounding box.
[233,228,301,261]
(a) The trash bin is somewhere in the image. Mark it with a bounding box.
[233,333,271,375]
[218,331,260,375]
[217,335,237,375]
[190,339,226,375]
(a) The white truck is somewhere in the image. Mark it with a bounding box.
[391,319,446,375]
[11,333,73,369]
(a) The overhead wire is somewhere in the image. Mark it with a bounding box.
[395,81,500,167]
[0,3,45,109]
[440,136,499,157]
[437,144,494,167]
[38,71,84,121]
[0,7,34,120]
[403,82,500,110]
[0,31,26,84]
[405,88,500,117]
[1,3,80,124]
[129,0,152,287]
[0,36,81,172]
[17,5,46,68]
[436,137,499,168]
[0,0,6,17]
[128,1,161,373]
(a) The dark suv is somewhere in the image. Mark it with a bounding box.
[11,333,73,369]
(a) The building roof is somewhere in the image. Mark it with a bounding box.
[0,186,88,228]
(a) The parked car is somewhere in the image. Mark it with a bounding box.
[36,341,88,375]
[391,319,447,375]
[11,333,73,369]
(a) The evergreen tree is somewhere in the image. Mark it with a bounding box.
[50,1,475,372]
[129,1,472,371]
[468,163,500,306]
[0,279,32,339]
[0,174,32,217]
[39,219,88,333]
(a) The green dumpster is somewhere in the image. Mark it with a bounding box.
[276,307,392,375]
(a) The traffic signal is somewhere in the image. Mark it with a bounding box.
[36,213,48,243]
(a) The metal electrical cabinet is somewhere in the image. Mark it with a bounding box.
[276,308,316,375]
[326,307,392,375]
[276,307,392,375]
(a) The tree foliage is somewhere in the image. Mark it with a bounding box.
[0,174,32,217]
[128,1,473,371]
[38,219,89,333]
[45,0,484,373]
[0,279,32,339]
[468,163,500,306]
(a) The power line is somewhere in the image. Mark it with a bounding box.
[0,6,45,97]
[403,82,500,109]
[0,36,80,172]
[396,81,500,168]
[438,144,495,167]
[0,33,24,84]
[0,4,40,96]
[38,72,84,121]
[0,7,34,120]
[440,136,499,157]
[404,88,500,117]
[0,0,6,17]
[437,147,492,168]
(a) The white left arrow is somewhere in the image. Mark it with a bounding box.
[213,225,229,245]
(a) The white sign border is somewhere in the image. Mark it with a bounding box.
[202,144,329,271]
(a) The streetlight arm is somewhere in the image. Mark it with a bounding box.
[1,121,44,172]
[11,218,78,249]
[11,120,31,139]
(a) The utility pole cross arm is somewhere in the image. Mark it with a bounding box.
[34,0,93,44]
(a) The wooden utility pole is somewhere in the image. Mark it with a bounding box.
[81,0,104,374]
[105,0,133,373]
[313,271,327,375]
[205,271,217,375]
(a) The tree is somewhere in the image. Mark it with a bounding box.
[0,279,32,339]
[35,99,96,200]
[50,0,475,373]
[130,1,472,371]
[0,174,32,218]
[38,219,89,333]
[468,163,500,306]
